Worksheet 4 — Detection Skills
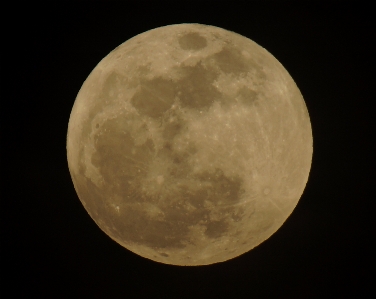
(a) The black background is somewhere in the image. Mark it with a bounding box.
[3,2,373,298]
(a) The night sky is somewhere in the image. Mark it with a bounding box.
[3,2,373,297]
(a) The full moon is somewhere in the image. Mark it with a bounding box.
[67,24,312,265]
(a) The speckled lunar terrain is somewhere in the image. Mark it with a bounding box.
[67,24,312,265]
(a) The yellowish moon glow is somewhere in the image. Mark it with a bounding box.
[67,24,312,265]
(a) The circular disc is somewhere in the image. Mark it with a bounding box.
[67,24,313,265]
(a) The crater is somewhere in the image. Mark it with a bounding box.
[131,77,177,118]
[178,32,207,50]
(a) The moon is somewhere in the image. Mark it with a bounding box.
[67,24,313,266]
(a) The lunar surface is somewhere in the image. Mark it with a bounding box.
[67,24,313,265]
